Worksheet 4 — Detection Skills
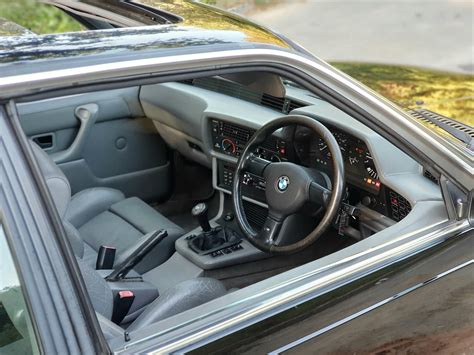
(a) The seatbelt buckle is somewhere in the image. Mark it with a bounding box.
[96,245,116,270]
[112,290,135,324]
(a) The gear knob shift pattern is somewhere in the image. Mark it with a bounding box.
[192,202,212,233]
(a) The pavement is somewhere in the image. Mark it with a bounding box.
[246,0,473,74]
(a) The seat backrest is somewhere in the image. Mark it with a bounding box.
[30,142,71,218]
[30,142,91,259]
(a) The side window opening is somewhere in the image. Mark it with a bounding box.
[0,224,39,354]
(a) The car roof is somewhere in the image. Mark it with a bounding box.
[0,25,300,77]
[0,0,311,77]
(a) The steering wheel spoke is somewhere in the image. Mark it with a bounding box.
[258,212,285,246]
[245,153,270,176]
[309,181,331,207]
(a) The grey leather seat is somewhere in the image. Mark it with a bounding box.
[31,142,184,273]
[76,258,227,334]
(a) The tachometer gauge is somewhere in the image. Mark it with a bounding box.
[364,151,379,179]
[333,132,348,152]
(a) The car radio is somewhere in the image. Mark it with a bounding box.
[218,162,266,202]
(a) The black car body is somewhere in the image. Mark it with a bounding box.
[0,1,472,354]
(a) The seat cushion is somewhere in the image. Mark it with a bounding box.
[128,278,227,331]
[66,187,125,228]
[78,197,184,273]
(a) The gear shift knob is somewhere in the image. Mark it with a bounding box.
[192,202,212,233]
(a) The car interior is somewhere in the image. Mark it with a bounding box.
[15,71,446,337]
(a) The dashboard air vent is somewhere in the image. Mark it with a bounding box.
[192,77,261,104]
[287,100,305,112]
[261,94,286,112]
[423,169,439,184]
[221,122,255,144]
[261,94,306,114]
[181,77,307,114]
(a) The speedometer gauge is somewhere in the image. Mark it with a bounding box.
[318,140,331,158]
[364,151,379,180]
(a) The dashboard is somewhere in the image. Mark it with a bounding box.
[211,118,412,223]
[139,81,443,230]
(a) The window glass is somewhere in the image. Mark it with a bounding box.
[0,0,83,35]
[0,224,39,354]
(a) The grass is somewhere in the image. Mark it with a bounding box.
[0,0,83,34]
[333,62,473,127]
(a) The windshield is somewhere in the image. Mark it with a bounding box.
[284,63,473,152]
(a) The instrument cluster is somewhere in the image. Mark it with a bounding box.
[295,125,381,194]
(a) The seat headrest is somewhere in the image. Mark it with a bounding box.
[30,142,71,217]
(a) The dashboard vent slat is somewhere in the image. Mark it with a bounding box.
[181,77,308,114]
[261,94,286,112]
[423,169,439,185]
[220,121,255,144]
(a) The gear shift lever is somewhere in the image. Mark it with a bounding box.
[189,202,241,254]
[192,202,212,233]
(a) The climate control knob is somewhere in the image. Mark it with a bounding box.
[221,138,236,154]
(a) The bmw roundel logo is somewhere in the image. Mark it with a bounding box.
[276,176,290,192]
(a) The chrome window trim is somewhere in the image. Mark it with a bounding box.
[122,220,470,353]
[1,48,471,189]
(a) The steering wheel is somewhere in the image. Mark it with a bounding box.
[232,115,345,254]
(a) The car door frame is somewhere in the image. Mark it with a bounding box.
[1,45,472,353]
[0,104,110,354]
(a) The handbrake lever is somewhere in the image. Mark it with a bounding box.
[106,229,168,282]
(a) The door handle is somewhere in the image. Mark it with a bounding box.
[51,103,99,164]
[31,133,54,150]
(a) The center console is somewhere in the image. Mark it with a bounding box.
[173,119,293,269]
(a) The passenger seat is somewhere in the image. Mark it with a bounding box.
[31,142,183,273]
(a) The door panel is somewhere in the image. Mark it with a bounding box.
[80,117,168,178]
[17,87,171,202]
[189,232,474,354]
